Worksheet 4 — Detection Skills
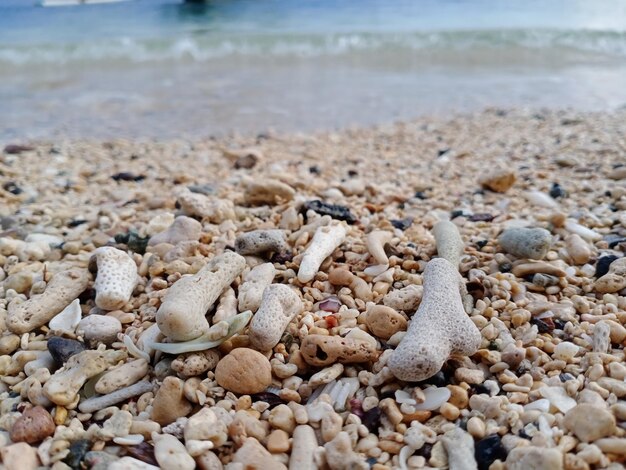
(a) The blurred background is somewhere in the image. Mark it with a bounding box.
[2,0,626,140]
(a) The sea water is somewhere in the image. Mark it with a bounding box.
[2,0,626,139]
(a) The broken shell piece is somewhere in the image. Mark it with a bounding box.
[238,263,276,312]
[8,268,90,334]
[524,190,559,208]
[298,224,347,283]
[388,258,481,382]
[93,247,138,310]
[48,299,81,334]
[235,229,288,256]
[156,251,246,341]
[564,219,602,241]
[300,334,378,367]
[432,220,464,269]
[249,284,302,351]
[364,230,392,275]
[149,310,252,354]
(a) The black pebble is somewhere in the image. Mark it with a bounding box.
[250,392,287,409]
[475,434,507,470]
[111,172,145,182]
[450,210,465,219]
[416,370,447,388]
[549,182,566,199]
[3,144,33,154]
[390,217,413,231]
[2,181,23,195]
[414,191,427,200]
[64,440,91,470]
[468,213,495,222]
[596,255,619,278]
[308,165,320,175]
[48,337,86,366]
[302,200,357,224]
[362,407,381,433]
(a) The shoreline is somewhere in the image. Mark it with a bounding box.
[1,108,625,469]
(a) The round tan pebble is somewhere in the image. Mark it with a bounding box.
[10,406,55,443]
[365,306,407,340]
[446,385,469,409]
[215,348,272,395]
[267,429,291,453]
[439,403,460,421]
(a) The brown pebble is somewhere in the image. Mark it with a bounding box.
[479,169,516,193]
[267,429,291,453]
[10,406,55,444]
[215,348,272,395]
[151,376,193,426]
[365,305,407,340]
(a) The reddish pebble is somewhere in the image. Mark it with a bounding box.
[10,406,55,443]
[325,315,339,328]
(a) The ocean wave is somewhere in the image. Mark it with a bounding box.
[1,29,626,65]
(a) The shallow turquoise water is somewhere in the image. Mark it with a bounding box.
[2,0,626,139]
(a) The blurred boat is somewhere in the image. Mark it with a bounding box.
[41,0,131,6]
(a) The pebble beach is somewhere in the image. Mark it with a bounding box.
[1,108,626,470]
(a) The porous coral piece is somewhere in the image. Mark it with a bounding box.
[235,229,288,256]
[148,215,202,246]
[7,268,90,334]
[441,427,477,470]
[156,251,246,341]
[300,334,378,367]
[248,284,302,351]
[171,350,220,378]
[43,349,126,406]
[498,227,552,260]
[388,258,481,382]
[432,220,464,269]
[176,188,235,223]
[238,263,276,313]
[297,223,346,283]
[93,246,138,310]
